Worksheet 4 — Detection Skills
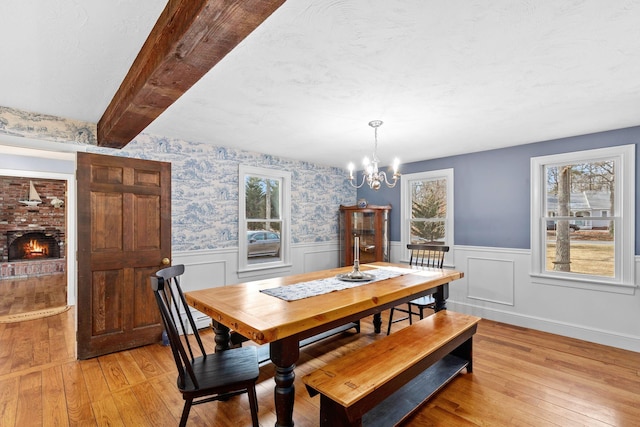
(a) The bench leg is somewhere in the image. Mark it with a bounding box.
[320,395,361,427]
[451,336,474,373]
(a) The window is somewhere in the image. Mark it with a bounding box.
[239,165,291,272]
[530,145,635,291]
[401,169,454,265]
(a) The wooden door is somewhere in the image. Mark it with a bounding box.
[76,152,171,359]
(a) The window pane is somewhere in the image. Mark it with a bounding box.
[410,220,445,244]
[543,160,615,277]
[545,222,614,277]
[410,178,447,243]
[411,179,447,219]
[245,176,280,220]
[247,221,282,264]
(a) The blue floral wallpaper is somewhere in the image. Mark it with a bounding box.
[91,133,356,252]
[0,106,356,252]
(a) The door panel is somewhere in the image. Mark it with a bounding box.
[91,269,124,335]
[134,194,161,249]
[77,152,171,359]
[133,266,161,327]
[91,192,123,251]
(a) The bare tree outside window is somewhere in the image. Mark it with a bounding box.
[410,178,446,244]
[545,160,615,276]
[245,176,281,232]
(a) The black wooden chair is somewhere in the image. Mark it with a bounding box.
[386,244,450,335]
[150,264,259,427]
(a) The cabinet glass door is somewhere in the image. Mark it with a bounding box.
[352,212,377,264]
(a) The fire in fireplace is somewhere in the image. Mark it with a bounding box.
[7,231,61,261]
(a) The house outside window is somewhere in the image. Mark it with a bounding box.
[530,145,635,292]
[401,169,454,265]
[239,165,291,272]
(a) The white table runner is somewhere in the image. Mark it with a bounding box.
[260,267,415,301]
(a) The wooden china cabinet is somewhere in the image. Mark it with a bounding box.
[339,204,391,267]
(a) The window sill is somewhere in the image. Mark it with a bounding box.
[530,272,637,295]
[237,262,293,279]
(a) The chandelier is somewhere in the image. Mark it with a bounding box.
[348,120,400,190]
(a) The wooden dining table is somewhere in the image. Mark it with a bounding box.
[185,262,464,427]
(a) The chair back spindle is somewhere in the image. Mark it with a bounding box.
[407,244,449,268]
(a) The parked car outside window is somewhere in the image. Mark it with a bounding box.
[546,222,580,231]
[247,231,280,257]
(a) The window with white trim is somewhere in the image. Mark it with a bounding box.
[530,145,635,291]
[401,169,454,265]
[239,165,291,272]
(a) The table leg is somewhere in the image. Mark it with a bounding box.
[212,321,231,352]
[372,312,382,333]
[434,282,449,312]
[270,336,300,427]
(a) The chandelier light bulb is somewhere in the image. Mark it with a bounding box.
[348,162,355,179]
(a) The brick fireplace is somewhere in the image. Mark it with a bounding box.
[1,176,66,278]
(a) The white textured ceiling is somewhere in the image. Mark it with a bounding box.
[2,1,640,168]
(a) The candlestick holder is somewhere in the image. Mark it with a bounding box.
[337,236,374,282]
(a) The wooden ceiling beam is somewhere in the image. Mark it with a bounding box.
[97,0,286,148]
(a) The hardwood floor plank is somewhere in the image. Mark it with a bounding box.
[91,396,124,427]
[130,382,177,426]
[0,274,67,316]
[0,376,19,427]
[60,361,95,427]
[48,313,75,362]
[15,371,42,426]
[148,374,184,421]
[80,359,112,403]
[111,388,152,427]
[406,402,479,426]
[113,351,147,386]
[126,345,166,380]
[33,318,53,367]
[98,353,130,392]
[42,365,70,427]
[9,326,35,373]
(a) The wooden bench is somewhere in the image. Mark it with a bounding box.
[302,310,481,426]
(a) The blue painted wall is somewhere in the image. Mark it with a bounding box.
[359,125,640,254]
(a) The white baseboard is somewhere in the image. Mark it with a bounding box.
[448,301,640,352]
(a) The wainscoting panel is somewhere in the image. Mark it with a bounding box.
[181,259,227,291]
[303,248,339,273]
[171,250,231,290]
[467,257,514,306]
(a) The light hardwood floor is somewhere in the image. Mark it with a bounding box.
[0,307,638,426]
[0,273,67,316]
